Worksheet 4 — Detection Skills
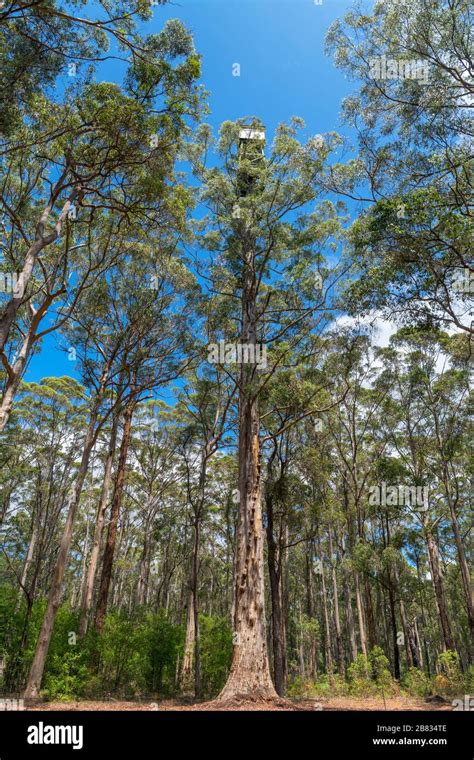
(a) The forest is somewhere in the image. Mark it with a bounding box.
[0,0,472,712]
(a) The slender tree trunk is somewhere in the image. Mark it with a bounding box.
[94,395,135,633]
[329,528,345,678]
[24,371,108,699]
[305,545,318,678]
[443,473,474,641]
[0,300,52,432]
[266,492,287,695]
[424,523,455,651]
[432,408,474,640]
[354,571,368,658]
[136,527,152,608]
[15,524,37,613]
[317,530,334,682]
[0,177,77,353]
[388,581,401,680]
[79,413,119,637]
[192,519,201,698]
[343,572,358,663]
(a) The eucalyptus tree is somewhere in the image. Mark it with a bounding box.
[1,375,88,689]
[377,327,472,656]
[326,0,473,335]
[23,228,195,696]
[173,368,236,697]
[195,117,346,700]
[0,0,169,135]
[0,17,203,429]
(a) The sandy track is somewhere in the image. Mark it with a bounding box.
[25,696,452,712]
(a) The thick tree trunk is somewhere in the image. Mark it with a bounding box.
[94,396,135,633]
[217,247,276,702]
[78,414,119,637]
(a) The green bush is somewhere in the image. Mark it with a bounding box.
[41,650,89,701]
[145,611,183,696]
[348,647,398,697]
[433,650,464,696]
[198,615,232,697]
[401,667,431,697]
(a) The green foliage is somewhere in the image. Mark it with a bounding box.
[41,651,89,701]
[433,650,464,696]
[348,647,398,697]
[401,667,431,698]
[198,615,232,697]
[288,674,347,698]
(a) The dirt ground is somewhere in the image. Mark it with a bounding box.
[26,696,453,711]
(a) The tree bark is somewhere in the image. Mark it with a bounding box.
[266,490,287,695]
[94,395,135,633]
[217,235,276,702]
[424,521,455,651]
[78,413,119,637]
[329,527,345,678]
[0,178,78,353]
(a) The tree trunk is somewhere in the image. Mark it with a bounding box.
[329,527,345,678]
[354,571,368,658]
[15,524,37,613]
[217,239,276,702]
[180,588,196,693]
[317,530,334,682]
[24,372,108,699]
[424,523,455,651]
[94,395,135,633]
[0,299,52,432]
[0,178,77,353]
[78,414,119,637]
[266,492,287,696]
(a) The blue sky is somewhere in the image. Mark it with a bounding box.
[25,0,358,385]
